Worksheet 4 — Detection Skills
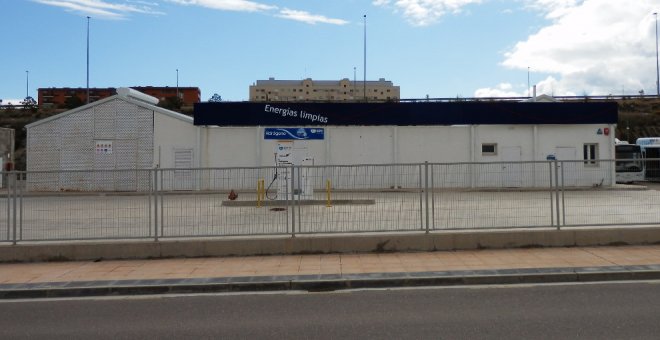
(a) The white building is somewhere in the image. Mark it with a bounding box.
[26,91,618,190]
[26,88,197,191]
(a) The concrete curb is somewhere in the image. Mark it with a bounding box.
[2,265,660,299]
[2,226,660,262]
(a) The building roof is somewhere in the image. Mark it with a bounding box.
[26,88,193,129]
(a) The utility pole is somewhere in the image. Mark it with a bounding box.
[363,14,367,101]
[655,12,659,96]
[86,16,90,104]
[527,67,530,98]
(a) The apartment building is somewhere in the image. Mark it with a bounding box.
[249,78,400,102]
[38,86,201,108]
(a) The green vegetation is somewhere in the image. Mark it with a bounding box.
[615,98,660,143]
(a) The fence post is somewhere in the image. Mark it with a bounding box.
[155,168,160,242]
[560,161,566,227]
[430,164,435,231]
[5,171,9,242]
[19,172,23,242]
[160,168,164,239]
[554,160,561,230]
[424,162,430,234]
[549,162,554,227]
[290,165,295,238]
[418,164,424,231]
[11,172,17,245]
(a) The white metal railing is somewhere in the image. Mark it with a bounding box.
[1,160,659,244]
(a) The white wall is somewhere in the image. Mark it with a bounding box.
[153,112,199,169]
[195,123,616,189]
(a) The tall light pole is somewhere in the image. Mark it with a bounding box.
[353,66,356,99]
[527,67,530,98]
[654,12,659,96]
[86,16,90,104]
[176,69,179,99]
[363,14,367,102]
[25,70,29,98]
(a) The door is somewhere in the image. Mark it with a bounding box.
[555,147,577,186]
[502,146,522,187]
[173,148,194,190]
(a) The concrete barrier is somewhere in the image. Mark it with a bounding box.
[1,226,660,262]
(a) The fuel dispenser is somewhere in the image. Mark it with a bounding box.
[273,140,313,200]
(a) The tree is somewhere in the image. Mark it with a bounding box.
[64,95,84,109]
[208,93,222,102]
[21,96,37,111]
[158,96,183,111]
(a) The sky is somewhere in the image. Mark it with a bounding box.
[1,0,659,104]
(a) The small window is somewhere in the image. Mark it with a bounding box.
[482,143,497,156]
[583,143,598,165]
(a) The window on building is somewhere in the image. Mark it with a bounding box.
[482,143,497,156]
[583,143,598,165]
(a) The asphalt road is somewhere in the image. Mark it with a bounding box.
[1,281,660,339]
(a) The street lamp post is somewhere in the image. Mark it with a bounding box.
[353,66,356,100]
[363,14,367,102]
[654,12,659,96]
[527,67,530,98]
[86,16,90,104]
[176,69,179,99]
[25,70,29,98]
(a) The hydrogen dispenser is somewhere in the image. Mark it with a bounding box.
[274,140,313,200]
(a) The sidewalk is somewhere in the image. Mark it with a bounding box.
[2,245,660,299]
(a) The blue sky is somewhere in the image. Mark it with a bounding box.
[1,0,658,104]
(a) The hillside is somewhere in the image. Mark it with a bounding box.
[1,98,659,170]
[615,98,660,142]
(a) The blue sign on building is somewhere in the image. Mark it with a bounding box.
[264,128,325,140]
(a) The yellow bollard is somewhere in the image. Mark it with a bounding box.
[326,179,332,207]
[257,179,265,207]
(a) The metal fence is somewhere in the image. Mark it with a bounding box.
[1,160,659,244]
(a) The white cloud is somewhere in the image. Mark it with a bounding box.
[373,0,483,26]
[474,83,522,97]
[485,0,659,96]
[167,0,275,12]
[276,9,348,25]
[33,0,163,19]
[523,0,579,20]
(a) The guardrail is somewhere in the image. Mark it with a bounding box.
[1,160,658,244]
